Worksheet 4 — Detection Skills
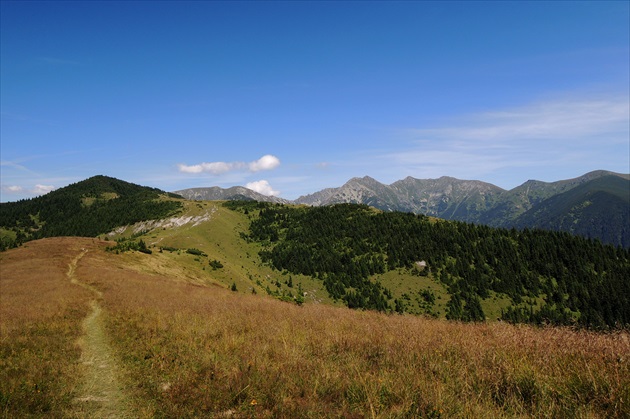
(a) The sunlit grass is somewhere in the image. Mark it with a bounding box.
[376,268,450,316]
[0,238,94,417]
[3,236,629,418]
[111,201,332,302]
[85,246,629,417]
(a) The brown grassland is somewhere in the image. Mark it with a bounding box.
[0,238,94,417]
[1,237,629,418]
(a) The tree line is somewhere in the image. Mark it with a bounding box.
[227,201,630,329]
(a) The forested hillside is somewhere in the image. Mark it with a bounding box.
[294,171,630,247]
[513,175,630,247]
[227,201,630,329]
[0,175,181,250]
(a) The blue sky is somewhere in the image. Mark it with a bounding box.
[1,1,628,201]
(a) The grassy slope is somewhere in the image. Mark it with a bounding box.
[106,200,334,305]
[0,238,95,417]
[1,237,628,417]
[105,201,514,318]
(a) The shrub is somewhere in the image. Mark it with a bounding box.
[186,248,206,257]
[209,259,224,270]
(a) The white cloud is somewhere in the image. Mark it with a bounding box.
[178,154,280,175]
[382,94,630,187]
[1,184,56,199]
[32,184,56,195]
[248,155,280,172]
[177,161,237,174]
[245,180,280,196]
[407,96,629,143]
[6,185,23,193]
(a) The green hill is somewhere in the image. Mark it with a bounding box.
[514,175,630,247]
[226,201,629,329]
[104,198,629,329]
[0,175,182,249]
[102,199,334,306]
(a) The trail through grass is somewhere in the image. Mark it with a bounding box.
[68,249,132,418]
[3,236,629,418]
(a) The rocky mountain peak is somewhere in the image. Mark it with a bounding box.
[177,170,629,247]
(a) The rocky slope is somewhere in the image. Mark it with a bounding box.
[174,186,289,204]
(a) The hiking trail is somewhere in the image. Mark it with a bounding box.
[68,249,131,418]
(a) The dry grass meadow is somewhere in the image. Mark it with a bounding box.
[0,238,94,417]
[1,237,629,418]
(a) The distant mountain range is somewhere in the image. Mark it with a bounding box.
[176,170,630,247]
[175,186,289,204]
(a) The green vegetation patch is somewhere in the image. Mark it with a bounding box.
[226,201,630,329]
[106,239,152,254]
[0,176,182,248]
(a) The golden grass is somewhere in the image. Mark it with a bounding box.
[0,238,95,417]
[2,237,629,418]
[80,244,630,418]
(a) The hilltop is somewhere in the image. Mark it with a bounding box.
[0,175,182,250]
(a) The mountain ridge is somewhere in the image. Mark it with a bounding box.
[176,170,629,246]
[2,171,626,248]
[174,185,290,204]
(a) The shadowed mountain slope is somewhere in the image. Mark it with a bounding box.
[513,175,630,247]
[293,170,629,246]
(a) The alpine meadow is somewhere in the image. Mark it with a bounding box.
[2,1,630,418]
[1,175,629,418]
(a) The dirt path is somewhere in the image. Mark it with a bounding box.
[68,249,132,418]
